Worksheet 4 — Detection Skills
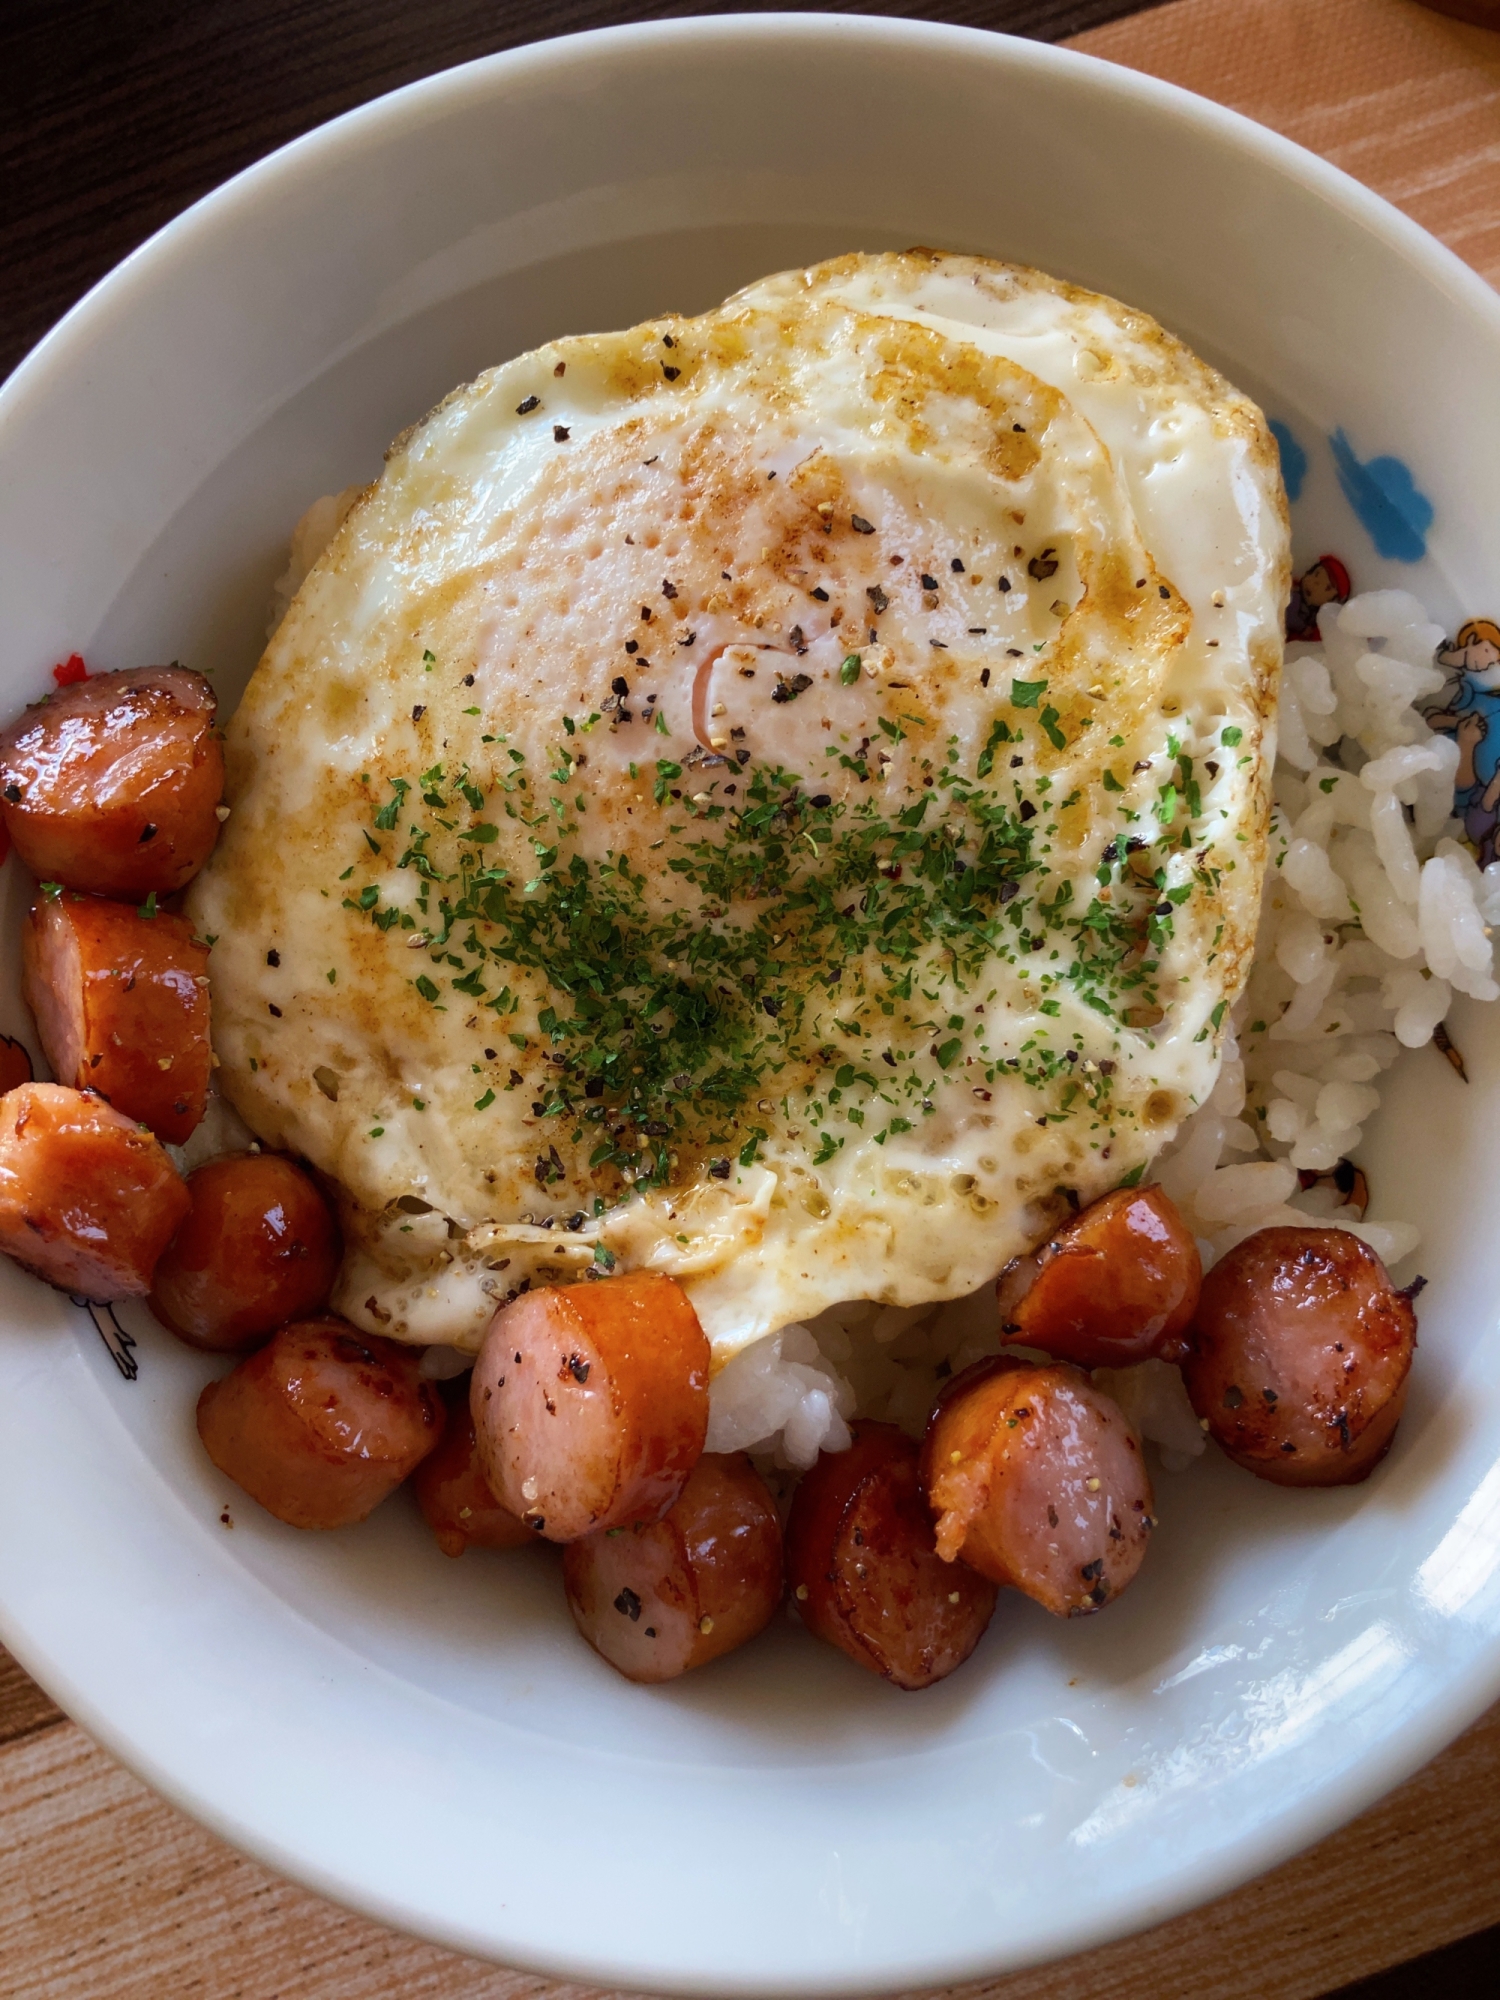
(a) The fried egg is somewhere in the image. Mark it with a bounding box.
[191,251,1287,1358]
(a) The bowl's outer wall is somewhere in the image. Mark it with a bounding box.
[2,17,1500,1994]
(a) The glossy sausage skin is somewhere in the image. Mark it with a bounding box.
[196,1318,445,1530]
[0,1036,33,1096]
[412,1398,533,1557]
[22,892,211,1143]
[0,1081,189,1299]
[786,1422,998,1690]
[564,1452,783,1682]
[470,1271,710,1542]
[998,1185,1202,1368]
[1181,1226,1416,1487]
[149,1153,340,1352]
[921,1359,1155,1617]
[0,667,223,896]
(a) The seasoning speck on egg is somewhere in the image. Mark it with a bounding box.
[189,249,1287,1365]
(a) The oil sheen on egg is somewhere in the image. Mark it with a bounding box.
[190,251,1288,1359]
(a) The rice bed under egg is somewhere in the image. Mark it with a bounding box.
[253,261,1476,1479]
[710,585,1487,1475]
[272,507,1476,1474]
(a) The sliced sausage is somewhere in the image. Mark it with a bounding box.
[149,1152,339,1352]
[22,891,211,1143]
[0,1081,189,1299]
[1181,1226,1416,1487]
[998,1185,1201,1368]
[470,1270,709,1542]
[0,1036,33,1096]
[563,1452,783,1682]
[921,1359,1154,1617]
[412,1398,533,1557]
[785,1421,997,1690]
[0,666,223,896]
[196,1317,445,1530]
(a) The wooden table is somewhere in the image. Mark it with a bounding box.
[5,2,1500,1994]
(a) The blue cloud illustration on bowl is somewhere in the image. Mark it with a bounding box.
[1272,418,1500,870]
[1271,417,1434,565]
[1328,428,1434,563]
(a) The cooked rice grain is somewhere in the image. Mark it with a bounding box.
[709,589,1484,1473]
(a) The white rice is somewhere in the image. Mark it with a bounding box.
[710,588,1493,1474]
[272,494,1477,1475]
[267,485,363,636]
[165,1088,257,1176]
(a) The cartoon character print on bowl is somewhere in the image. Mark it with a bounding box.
[1426,620,1500,868]
[74,1299,139,1380]
[1286,554,1352,642]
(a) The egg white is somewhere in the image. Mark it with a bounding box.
[190,253,1287,1358]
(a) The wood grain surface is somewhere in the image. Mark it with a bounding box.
[1,1658,1498,2000]
[1072,0,1500,288]
[0,0,1139,382]
[4,1,1500,1996]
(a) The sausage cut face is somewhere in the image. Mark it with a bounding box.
[563,1452,783,1682]
[196,1317,445,1530]
[922,1358,1155,1617]
[0,667,223,897]
[0,1081,189,1300]
[786,1421,997,1690]
[997,1185,1201,1369]
[470,1270,710,1541]
[412,1398,534,1557]
[149,1152,339,1352]
[1182,1225,1416,1486]
[23,892,212,1144]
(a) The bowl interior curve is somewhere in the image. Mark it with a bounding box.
[1,17,1499,1993]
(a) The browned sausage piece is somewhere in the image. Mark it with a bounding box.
[470,1270,709,1542]
[22,892,212,1143]
[0,1081,189,1299]
[0,1036,34,1096]
[1181,1225,1416,1487]
[0,666,223,897]
[412,1398,534,1557]
[785,1422,997,1690]
[149,1152,340,1352]
[196,1318,445,1530]
[997,1185,1202,1369]
[921,1359,1154,1617]
[563,1452,783,1682]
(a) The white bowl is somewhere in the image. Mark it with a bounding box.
[3,15,1499,1993]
